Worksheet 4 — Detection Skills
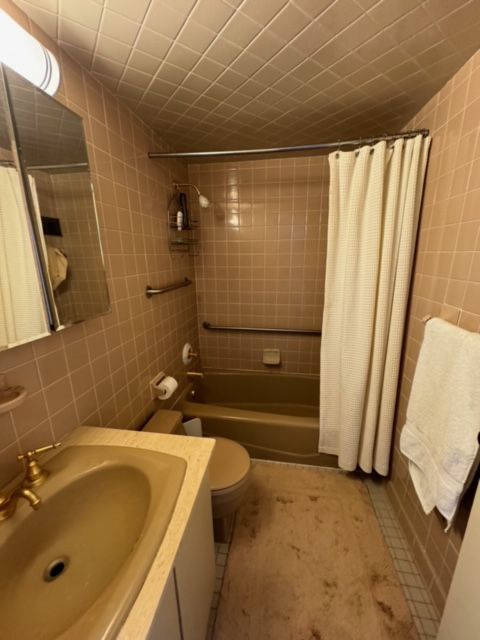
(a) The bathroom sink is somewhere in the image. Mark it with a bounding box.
[0,444,186,639]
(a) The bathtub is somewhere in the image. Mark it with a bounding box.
[181,371,336,467]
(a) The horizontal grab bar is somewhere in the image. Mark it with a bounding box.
[146,277,192,298]
[202,321,321,336]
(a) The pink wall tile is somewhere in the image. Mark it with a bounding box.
[387,48,480,616]
[188,155,328,374]
[0,0,197,486]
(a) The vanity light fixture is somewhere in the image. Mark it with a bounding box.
[0,10,60,95]
[173,182,210,208]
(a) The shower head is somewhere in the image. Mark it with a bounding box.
[173,182,210,208]
[198,194,210,208]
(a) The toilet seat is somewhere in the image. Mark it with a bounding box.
[209,437,251,492]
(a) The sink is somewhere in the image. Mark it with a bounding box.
[0,444,186,639]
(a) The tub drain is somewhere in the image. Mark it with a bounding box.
[43,556,69,582]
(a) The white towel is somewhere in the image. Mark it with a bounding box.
[400,318,480,530]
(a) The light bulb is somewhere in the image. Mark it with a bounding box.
[0,10,60,96]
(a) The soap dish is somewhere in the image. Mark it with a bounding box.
[263,348,281,366]
[0,383,27,413]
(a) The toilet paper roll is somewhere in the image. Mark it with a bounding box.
[156,376,178,400]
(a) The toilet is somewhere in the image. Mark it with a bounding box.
[143,409,251,542]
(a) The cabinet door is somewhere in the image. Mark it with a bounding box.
[438,480,480,640]
[175,473,215,640]
[147,571,182,640]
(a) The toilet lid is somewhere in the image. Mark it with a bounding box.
[209,437,250,491]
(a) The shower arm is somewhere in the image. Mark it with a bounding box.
[173,182,201,196]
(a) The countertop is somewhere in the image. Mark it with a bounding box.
[63,425,215,639]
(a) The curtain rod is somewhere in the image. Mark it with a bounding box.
[148,128,430,159]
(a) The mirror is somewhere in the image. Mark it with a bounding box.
[4,66,110,332]
[0,69,50,350]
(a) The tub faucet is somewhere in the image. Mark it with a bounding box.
[187,371,204,379]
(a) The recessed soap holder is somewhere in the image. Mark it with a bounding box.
[262,348,281,366]
[0,374,27,414]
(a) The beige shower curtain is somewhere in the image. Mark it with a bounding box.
[319,134,431,475]
[0,166,50,348]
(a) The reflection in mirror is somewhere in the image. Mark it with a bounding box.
[5,67,110,329]
[0,69,50,350]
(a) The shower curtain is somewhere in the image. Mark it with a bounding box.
[0,166,50,348]
[319,134,431,475]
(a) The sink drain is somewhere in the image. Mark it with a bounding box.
[43,556,70,582]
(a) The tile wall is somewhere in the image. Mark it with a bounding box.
[188,155,329,374]
[387,48,480,615]
[0,0,197,485]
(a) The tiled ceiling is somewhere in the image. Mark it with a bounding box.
[13,0,480,152]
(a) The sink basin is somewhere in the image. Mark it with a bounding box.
[0,444,186,639]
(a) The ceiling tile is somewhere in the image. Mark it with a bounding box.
[143,2,190,39]
[58,0,103,31]
[16,1,58,38]
[319,0,364,33]
[105,0,150,23]
[268,3,311,40]
[13,0,480,152]
[193,57,225,81]
[100,9,140,46]
[95,33,131,64]
[176,20,217,53]
[220,12,261,47]
[206,38,243,65]
[190,0,236,32]
[246,30,285,62]
[293,21,330,56]
[240,0,288,26]
[58,18,97,51]
[135,27,172,58]
[291,0,335,19]
[128,49,162,75]
[166,42,201,71]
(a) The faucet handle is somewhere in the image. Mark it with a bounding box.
[17,442,61,463]
[17,442,61,487]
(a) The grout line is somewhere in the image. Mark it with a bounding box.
[205,517,235,640]
[365,479,440,639]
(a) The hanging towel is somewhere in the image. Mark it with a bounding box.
[400,318,480,530]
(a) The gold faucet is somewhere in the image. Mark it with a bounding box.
[0,486,41,521]
[0,441,61,521]
[17,442,61,487]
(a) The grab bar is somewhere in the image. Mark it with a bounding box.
[202,321,321,336]
[146,277,192,298]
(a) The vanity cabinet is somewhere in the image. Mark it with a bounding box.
[147,473,215,640]
[147,573,182,640]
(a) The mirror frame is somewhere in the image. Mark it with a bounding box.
[1,63,111,336]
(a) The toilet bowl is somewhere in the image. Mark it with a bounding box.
[143,409,251,542]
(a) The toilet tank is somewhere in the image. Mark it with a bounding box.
[143,410,186,435]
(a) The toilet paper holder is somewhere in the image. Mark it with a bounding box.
[150,372,178,400]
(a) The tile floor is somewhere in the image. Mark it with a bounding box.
[206,461,440,640]
[206,537,233,640]
[365,479,440,640]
